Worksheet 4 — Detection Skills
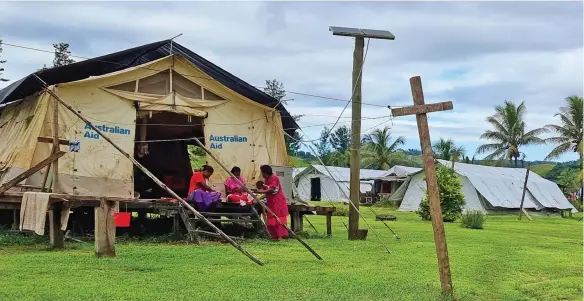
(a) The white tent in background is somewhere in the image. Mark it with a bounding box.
[294,165,387,203]
[381,165,422,178]
[395,160,577,213]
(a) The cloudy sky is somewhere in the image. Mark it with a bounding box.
[1,1,582,162]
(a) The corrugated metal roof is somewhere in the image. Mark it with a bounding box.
[311,165,387,182]
[381,165,422,178]
[437,159,574,210]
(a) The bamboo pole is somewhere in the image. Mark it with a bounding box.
[33,75,264,266]
[518,163,530,220]
[191,136,323,260]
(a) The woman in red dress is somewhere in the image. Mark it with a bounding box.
[254,165,289,240]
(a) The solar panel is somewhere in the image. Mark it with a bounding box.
[329,26,395,40]
[329,26,364,37]
[360,28,395,40]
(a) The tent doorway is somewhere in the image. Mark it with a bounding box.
[133,111,205,199]
[310,177,321,201]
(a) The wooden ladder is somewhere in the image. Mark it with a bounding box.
[178,205,248,243]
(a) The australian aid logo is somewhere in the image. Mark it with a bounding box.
[83,123,132,139]
[209,135,248,149]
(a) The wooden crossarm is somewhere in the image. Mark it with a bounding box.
[38,137,70,145]
[0,151,67,195]
[391,101,453,117]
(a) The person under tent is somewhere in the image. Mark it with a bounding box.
[224,166,253,206]
[187,165,221,211]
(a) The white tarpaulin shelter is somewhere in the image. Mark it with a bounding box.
[396,160,577,213]
[381,165,422,178]
[0,40,296,199]
[294,165,387,203]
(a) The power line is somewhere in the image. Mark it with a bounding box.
[1,41,393,109]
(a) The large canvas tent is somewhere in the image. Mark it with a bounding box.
[0,40,296,199]
[294,165,387,202]
[395,160,577,213]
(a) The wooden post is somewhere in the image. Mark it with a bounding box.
[392,76,454,294]
[518,163,530,220]
[349,36,364,240]
[49,202,64,248]
[95,199,116,257]
[33,76,265,266]
[326,213,332,237]
[52,89,60,193]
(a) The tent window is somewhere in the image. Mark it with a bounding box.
[172,71,202,99]
[204,89,225,100]
[137,70,170,95]
[108,81,136,92]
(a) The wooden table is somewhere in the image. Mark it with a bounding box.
[288,203,336,236]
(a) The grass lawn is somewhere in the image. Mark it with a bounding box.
[0,208,582,301]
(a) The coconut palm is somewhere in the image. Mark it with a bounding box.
[432,138,466,163]
[476,101,546,167]
[544,96,583,162]
[361,126,406,170]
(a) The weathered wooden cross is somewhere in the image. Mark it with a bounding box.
[391,76,454,294]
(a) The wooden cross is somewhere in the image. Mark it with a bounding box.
[391,76,454,294]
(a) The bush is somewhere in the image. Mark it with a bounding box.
[332,205,349,216]
[416,165,465,222]
[460,211,486,229]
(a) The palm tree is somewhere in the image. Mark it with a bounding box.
[544,96,583,163]
[432,138,466,163]
[476,101,546,167]
[361,126,406,170]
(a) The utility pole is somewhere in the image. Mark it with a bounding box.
[329,26,395,240]
[392,76,454,294]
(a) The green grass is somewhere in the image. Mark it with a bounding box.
[0,210,582,301]
[530,164,556,177]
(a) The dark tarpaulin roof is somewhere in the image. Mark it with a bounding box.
[0,40,298,133]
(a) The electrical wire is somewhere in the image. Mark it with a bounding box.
[0,41,394,109]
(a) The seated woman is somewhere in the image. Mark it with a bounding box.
[224,166,253,206]
[187,165,221,211]
[253,165,289,241]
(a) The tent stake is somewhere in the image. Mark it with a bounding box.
[191,137,323,260]
[33,75,264,266]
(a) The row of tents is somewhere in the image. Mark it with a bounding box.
[293,160,577,214]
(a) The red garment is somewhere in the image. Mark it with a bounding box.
[188,171,206,196]
[264,174,289,239]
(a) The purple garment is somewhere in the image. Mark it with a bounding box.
[189,189,221,211]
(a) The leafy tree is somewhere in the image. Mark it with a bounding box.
[285,131,302,156]
[361,126,406,170]
[263,79,286,104]
[0,37,8,82]
[432,138,465,162]
[463,156,472,164]
[327,150,350,167]
[53,42,75,67]
[313,126,332,159]
[544,96,583,178]
[406,149,422,156]
[417,164,466,222]
[476,101,546,167]
[556,168,579,192]
[329,125,351,152]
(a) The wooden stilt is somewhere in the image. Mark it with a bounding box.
[33,76,264,266]
[95,199,116,257]
[49,202,64,248]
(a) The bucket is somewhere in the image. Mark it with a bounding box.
[114,212,131,227]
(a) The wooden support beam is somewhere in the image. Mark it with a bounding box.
[391,101,453,117]
[52,92,60,194]
[37,137,69,145]
[326,213,332,237]
[398,76,454,294]
[94,199,116,257]
[49,202,64,248]
[0,151,67,195]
